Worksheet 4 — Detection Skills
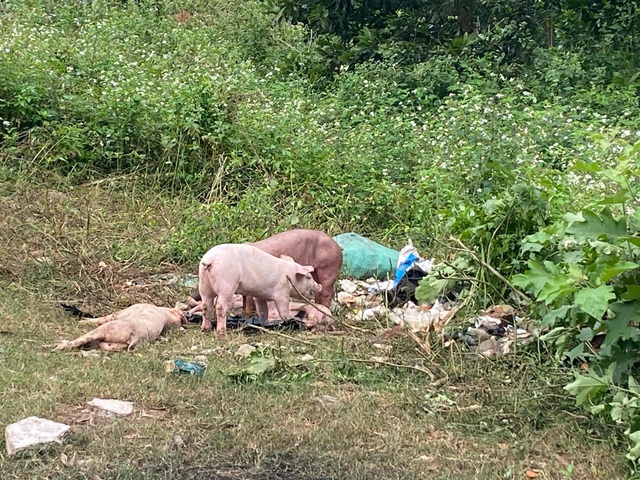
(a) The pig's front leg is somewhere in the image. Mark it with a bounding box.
[79,312,116,325]
[272,298,291,321]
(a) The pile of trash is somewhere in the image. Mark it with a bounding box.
[444,305,539,358]
[336,234,540,357]
[335,236,454,333]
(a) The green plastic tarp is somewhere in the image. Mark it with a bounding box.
[333,233,399,280]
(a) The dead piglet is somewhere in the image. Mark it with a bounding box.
[55,303,186,352]
[198,243,321,339]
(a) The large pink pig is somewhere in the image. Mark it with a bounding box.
[191,229,342,308]
[198,243,321,339]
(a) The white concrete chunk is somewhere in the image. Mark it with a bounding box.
[88,398,134,416]
[5,416,71,456]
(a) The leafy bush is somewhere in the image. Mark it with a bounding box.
[513,135,640,462]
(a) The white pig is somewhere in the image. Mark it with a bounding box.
[198,243,321,339]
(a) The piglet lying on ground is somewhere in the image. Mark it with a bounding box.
[198,243,321,339]
[55,303,186,352]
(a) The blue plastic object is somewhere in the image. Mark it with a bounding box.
[172,359,206,378]
[393,252,420,287]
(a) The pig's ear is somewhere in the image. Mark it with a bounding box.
[280,254,295,263]
[296,265,315,275]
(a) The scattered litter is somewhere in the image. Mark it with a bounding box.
[194,355,208,363]
[444,305,537,358]
[367,280,394,294]
[168,359,206,378]
[60,451,76,467]
[371,343,393,353]
[235,344,256,358]
[58,302,95,319]
[337,291,357,305]
[299,354,314,362]
[339,279,358,294]
[88,398,134,416]
[172,432,185,449]
[388,300,453,333]
[369,355,388,363]
[415,455,435,463]
[311,395,337,407]
[353,305,388,321]
[5,417,71,456]
[125,273,198,289]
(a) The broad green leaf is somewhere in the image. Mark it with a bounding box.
[562,212,584,224]
[521,241,544,253]
[611,403,624,422]
[622,286,640,301]
[629,376,640,395]
[578,327,594,341]
[573,161,603,173]
[542,305,572,326]
[415,277,455,304]
[521,230,553,253]
[627,430,640,461]
[565,342,586,363]
[599,168,626,185]
[539,326,567,341]
[538,279,578,305]
[587,240,616,255]
[564,371,609,406]
[566,208,627,242]
[512,260,575,303]
[597,188,631,205]
[574,285,616,319]
[595,260,639,283]
[603,301,640,346]
[246,356,276,375]
[620,236,640,248]
[562,250,585,264]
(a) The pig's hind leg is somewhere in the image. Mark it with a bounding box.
[213,290,237,339]
[200,295,215,331]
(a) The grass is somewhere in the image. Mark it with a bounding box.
[0,175,631,479]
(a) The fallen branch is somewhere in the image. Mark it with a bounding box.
[369,324,404,343]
